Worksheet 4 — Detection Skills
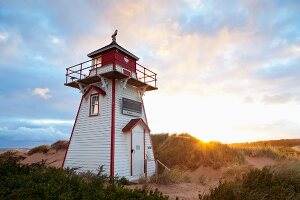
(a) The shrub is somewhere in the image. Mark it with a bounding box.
[0,162,168,200]
[150,169,190,185]
[117,177,130,185]
[27,145,50,155]
[0,151,26,164]
[50,140,68,151]
[199,167,300,200]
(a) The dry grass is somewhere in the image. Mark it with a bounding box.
[27,145,50,155]
[154,133,244,170]
[222,164,254,180]
[232,146,300,160]
[149,169,191,185]
[231,139,300,148]
[51,140,68,151]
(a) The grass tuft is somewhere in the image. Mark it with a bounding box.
[50,140,68,151]
[27,145,50,155]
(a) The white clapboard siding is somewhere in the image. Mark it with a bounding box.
[64,80,112,175]
[64,77,156,180]
[114,80,156,179]
[114,81,141,178]
[145,132,156,176]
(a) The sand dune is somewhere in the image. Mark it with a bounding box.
[3,148,281,200]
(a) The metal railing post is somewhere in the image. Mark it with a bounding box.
[66,68,68,84]
[80,64,82,79]
[143,67,146,83]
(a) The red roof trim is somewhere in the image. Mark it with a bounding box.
[122,118,150,133]
[83,85,106,98]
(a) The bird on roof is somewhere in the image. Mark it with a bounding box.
[112,29,118,42]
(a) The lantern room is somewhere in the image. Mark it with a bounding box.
[65,33,157,92]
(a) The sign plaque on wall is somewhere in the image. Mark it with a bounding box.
[122,98,142,117]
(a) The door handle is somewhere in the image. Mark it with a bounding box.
[131,149,135,153]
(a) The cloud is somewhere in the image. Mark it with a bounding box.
[0,0,300,145]
[262,93,293,105]
[32,88,51,99]
[0,125,69,148]
[19,118,73,126]
[0,32,8,41]
[50,36,61,44]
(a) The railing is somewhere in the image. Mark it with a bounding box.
[146,159,170,181]
[65,59,157,88]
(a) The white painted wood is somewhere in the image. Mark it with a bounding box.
[145,132,156,175]
[114,81,156,179]
[64,80,112,175]
[132,125,144,176]
[89,64,113,76]
[64,76,156,180]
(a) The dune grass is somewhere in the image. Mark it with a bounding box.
[151,133,300,171]
[153,133,244,170]
[50,140,68,151]
[27,145,50,155]
[199,160,300,200]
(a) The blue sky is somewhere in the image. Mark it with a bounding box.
[0,0,300,147]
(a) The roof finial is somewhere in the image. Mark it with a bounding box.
[112,29,118,42]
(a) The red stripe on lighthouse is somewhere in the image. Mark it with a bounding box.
[130,130,133,176]
[110,78,116,177]
[62,96,83,168]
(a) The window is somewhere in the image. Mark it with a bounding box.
[90,94,99,116]
[92,56,102,68]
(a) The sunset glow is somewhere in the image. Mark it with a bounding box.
[0,0,300,147]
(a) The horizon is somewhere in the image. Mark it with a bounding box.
[1,0,300,148]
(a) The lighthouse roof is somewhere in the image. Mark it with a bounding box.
[87,41,139,60]
[122,118,150,133]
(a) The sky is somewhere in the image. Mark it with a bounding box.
[0,0,300,148]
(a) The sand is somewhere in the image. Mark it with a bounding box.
[5,149,280,200]
[245,156,277,169]
[292,145,300,152]
[20,149,66,168]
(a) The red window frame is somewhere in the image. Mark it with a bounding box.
[89,93,99,116]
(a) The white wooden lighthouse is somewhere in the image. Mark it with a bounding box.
[62,31,157,180]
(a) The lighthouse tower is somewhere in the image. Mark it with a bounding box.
[62,31,157,180]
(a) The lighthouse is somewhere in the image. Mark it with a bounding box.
[62,31,157,180]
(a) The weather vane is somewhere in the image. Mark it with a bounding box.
[112,29,118,42]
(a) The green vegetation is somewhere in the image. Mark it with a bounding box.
[0,151,25,163]
[152,133,244,170]
[51,140,68,151]
[0,161,168,200]
[199,162,300,200]
[27,144,50,155]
